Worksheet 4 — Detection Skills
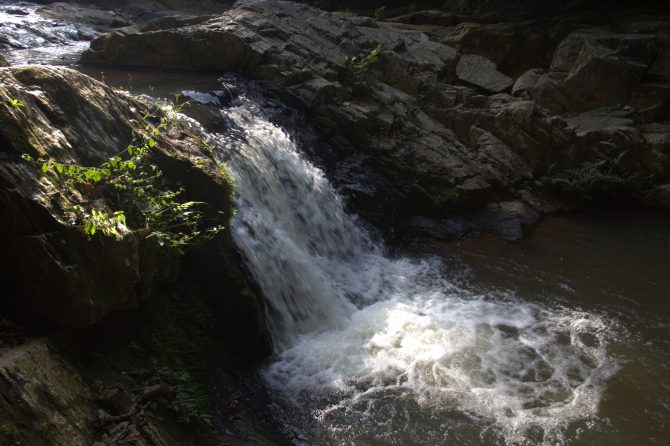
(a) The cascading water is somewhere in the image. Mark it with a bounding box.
[0,0,97,65]
[179,93,619,445]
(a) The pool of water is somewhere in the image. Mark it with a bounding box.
[433,210,670,445]
[10,53,668,444]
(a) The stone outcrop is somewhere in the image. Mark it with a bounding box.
[455,54,512,93]
[80,0,670,239]
[0,64,274,445]
[0,65,265,335]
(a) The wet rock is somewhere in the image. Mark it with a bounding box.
[456,54,513,93]
[476,200,540,241]
[37,2,133,31]
[6,8,29,16]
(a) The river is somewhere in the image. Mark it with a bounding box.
[1,3,669,444]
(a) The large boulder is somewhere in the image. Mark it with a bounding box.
[443,21,551,77]
[455,54,513,93]
[551,28,662,110]
[0,66,142,326]
[0,66,239,327]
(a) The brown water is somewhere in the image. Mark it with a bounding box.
[436,210,670,445]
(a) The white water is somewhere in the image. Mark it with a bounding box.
[0,0,96,65]
[181,97,619,445]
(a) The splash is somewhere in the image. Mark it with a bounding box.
[178,94,618,445]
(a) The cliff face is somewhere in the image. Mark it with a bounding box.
[81,0,670,239]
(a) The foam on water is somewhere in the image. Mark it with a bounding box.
[177,96,619,445]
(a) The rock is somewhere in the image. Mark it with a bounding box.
[82,22,266,72]
[141,14,215,32]
[37,2,133,31]
[0,54,7,67]
[551,28,662,110]
[475,200,541,241]
[444,21,550,77]
[646,183,670,208]
[0,340,97,445]
[0,66,144,327]
[5,8,29,16]
[0,66,240,327]
[78,0,670,229]
[456,54,513,93]
[468,126,532,186]
[379,40,459,94]
[390,10,464,27]
[629,81,670,121]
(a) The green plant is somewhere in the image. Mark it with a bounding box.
[374,6,386,19]
[335,9,356,17]
[342,43,383,88]
[22,102,225,249]
[6,98,24,108]
[538,151,633,201]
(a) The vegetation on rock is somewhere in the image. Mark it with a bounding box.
[21,99,227,250]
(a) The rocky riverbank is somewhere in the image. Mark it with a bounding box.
[0,65,280,445]
[82,0,670,240]
[1,1,669,444]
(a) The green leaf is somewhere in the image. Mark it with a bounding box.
[42,163,49,173]
[55,163,64,174]
[148,138,155,148]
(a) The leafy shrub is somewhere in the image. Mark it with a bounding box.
[341,43,383,89]
[23,101,225,250]
[538,151,635,201]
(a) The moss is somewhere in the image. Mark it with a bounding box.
[142,286,217,424]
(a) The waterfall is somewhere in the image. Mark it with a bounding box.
[178,93,619,445]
